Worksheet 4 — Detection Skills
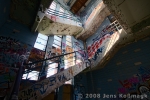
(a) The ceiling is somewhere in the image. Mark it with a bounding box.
[70,0,88,14]
[10,0,41,27]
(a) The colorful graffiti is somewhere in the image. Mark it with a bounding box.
[74,75,86,100]
[19,61,86,100]
[0,66,18,99]
[72,37,87,62]
[117,66,150,99]
[0,36,32,99]
[50,15,57,22]
[28,48,45,68]
[87,26,113,59]
[0,36,30,68]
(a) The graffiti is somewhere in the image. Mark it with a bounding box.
[57,74,67,82]
[0,36,18,44]
[0,36,30,68]
[92,46,105,61]
[20,88,37,100]
[28,48,45,68]
[117,67,150,99]
[19,62,86,100]
[74,75,86,100]
[74,84,86,99]
[87,26,113,58]
[0,36,31,98]
[72,39,87,62]
[50,15,57,22]
[62,42,66,47]
[32,80,49,95]
[0,66,18,98]
[119,77,139,89]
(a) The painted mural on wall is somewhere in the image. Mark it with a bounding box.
[86,18,113,66]
[0,36,31,68]
[74,74,87,100]
[72,37,87,61]
[28,48,45,68]
[0,36,32,98]
[0,66,18,99]
[116,66,150,99]
[18,61,86,100]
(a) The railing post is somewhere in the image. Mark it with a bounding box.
[10,62,24,100]
[57,57,61,73]
[75,52,77,65]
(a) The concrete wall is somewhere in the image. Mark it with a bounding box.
[74,73,89,100]
[80,0,102,24]
[0,2,38,97]
[86,17,120,68]
[0,0,11,27]
[75,36,150,100]
[18,61,86,100]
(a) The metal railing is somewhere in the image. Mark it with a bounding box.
[22,49,87,81]
[47,8,82,23]
[10,49,87,100]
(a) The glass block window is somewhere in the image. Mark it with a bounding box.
[47,1,57,15]
[46,62,58,78]
[49,1,56,10]
[66,35,72,47]
[59,7,64,17]
[22,69,39,81]
[66,11,72,20]
[34,33,48,51]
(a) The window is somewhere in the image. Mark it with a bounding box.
[66,11,72,20]
[52,35,62,50]
[66,35,72,47]
[47,1,57,15]
[54,35,62,42]
[46,62,58,78]
[49,1,56,10]
[59,7,64,17]
[64,35,75,69]
[22,69,39,81]
[34,33,48,51]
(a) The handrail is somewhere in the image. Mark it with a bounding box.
[25,49,85,66]
[47,8,81,23]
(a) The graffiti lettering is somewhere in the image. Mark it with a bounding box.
[118,67,150,94]
[49,77,56,86]
[19,62,86,99]
[50,16,57,22]
[0,66,18,98]
[32,81,49,94]
[0,36,19,44]
[21,88,37,100]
